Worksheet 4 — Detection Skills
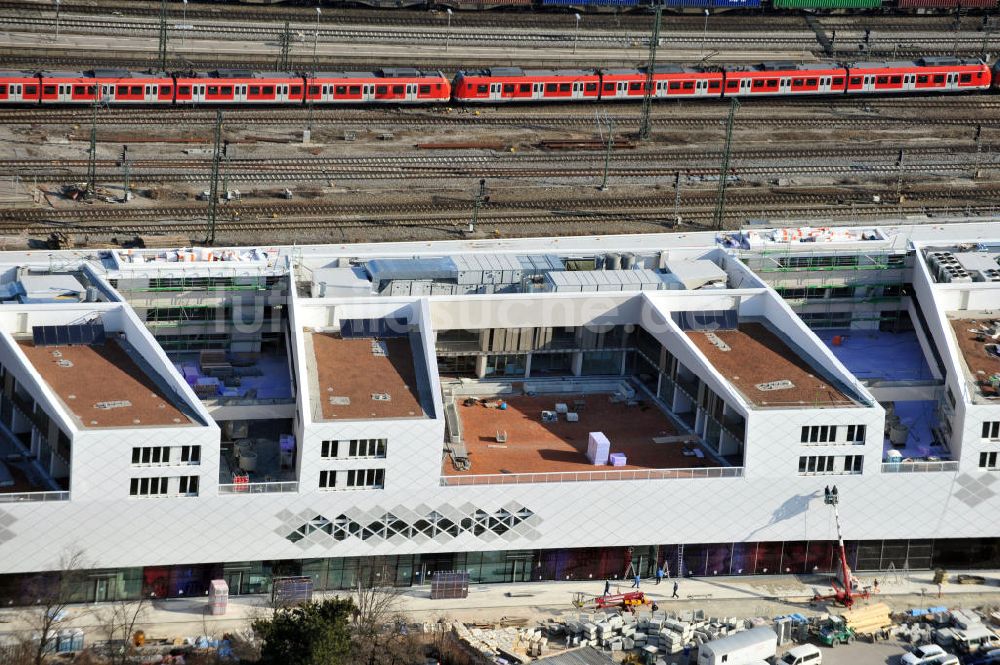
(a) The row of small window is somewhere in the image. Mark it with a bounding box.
[798,455,864,475]
[983,422,1000,440]
[800,425,866,445]
[318,468,385,490]
[320,439,387,459]
[310,84,437,96]
[728,77,843,91]
[131,445,201,466]
[981,452,1000,470]
[129,475,199,497]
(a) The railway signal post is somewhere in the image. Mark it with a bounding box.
[638,4,662,141]
[158,0,168,72]
[573,13,582,55]
[206,111,224,246]
[712,98,739,231]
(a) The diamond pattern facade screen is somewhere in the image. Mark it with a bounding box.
[281,504,539,547]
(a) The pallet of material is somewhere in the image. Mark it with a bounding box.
[842,603,893,633]
[138,234,192,249]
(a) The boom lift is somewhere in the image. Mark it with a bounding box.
[812,485,870,609]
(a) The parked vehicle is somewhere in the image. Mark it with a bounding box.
[780,644,822,665]
[697,627,778,665]
[901,644,946,665]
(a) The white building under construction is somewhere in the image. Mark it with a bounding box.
[0,220,997,602]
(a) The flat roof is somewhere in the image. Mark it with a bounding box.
[687,323,857,408]
[18,339,194,428]
[817,328,933,383]
[310,333,426,420]
[444,392,718,476]
[948,317,1000,398]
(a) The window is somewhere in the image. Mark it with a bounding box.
[178,476,199,496]
[799,456,835,474]
[984,422,1000,440]
[207,85,219,95]
[321,440,338,458]
[546,83,557,93]
[709,81,720,90]
[888,76,900,84]
[604,82,616,92]
[792,79,804,87]
[420,85,431,94]
[349,85,360,95]
[753,80,765,89]
[630,82,643,91]
[558,83,571,92]
[290,85,301,95]
[727,80,739,90]
[259,86,271,95]
[129,477,168,497]
[333,85,345,96]
[806,78,817,86]
[980,452,999,470]
[917,75,928,84]
[179,85,190,95]
[585,82,597,92]
[43,85,56,95]
[844,455,863,474]
[849,77,862,85]
[846,425,866,443]
[73,85,84,95]
[376,85,387,95]
[768,80,778,88]
[132,446,170,465]
[669,82,681,91]
[801,425,837,444]
[933,74,945,83]
[960,73,971,83]
[249,85,260,95]
[876,76,888,85]
[322,439,386,458]
[682,81,694,90]
[24,85,36,95]
[832,77,844,86]
[346,468,384,489]
[521,83,532,93]
[319,470,335,489]
[180,445,201,463]
[161,85,172,96]
[392,85,404,94]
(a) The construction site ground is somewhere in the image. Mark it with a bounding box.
[4,569,1000,661]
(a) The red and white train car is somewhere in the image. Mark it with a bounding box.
[38,70,174,105]
[845,57,990,94]
[453,67,601,103]
[173,70,304,105]
[600,65,723,100]
[0,71,40,104]
[306,68,450,104]
[722,62,848,97]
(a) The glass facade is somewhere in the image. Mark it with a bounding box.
[0,537,994,606]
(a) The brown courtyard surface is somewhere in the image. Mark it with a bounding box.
[949,318,1000,398]
[444,393,718,476]
[311,333,426,420]
[686,323,857,408]
[18,339,192,428]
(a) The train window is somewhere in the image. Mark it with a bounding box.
[545,83,557,92]
[43,85,55,95]
[249,86,260,95]
[960,73,972,82]
[792,79,803,86]
[709,81,720,89]
[629,82,642,91]
[917,75,927,83]
[876,76,888,84]
[559,83,570,92]
[261,86,272,95]
[585,82,597,92]
[290,85,301,95]
[806,78,816,86]
[603,82,615,92]
[751,80,763,89]
[392,85,404,94]
[376,85,388,95]
[520,83,532,93]
[349,85,361,95]
[503,84,514,93]
[669,82,681,90]
[162,86,171,96]
[727,80,739,89]
[420,85,431,94]
[117,85,128,96]
[179,85,190,95]
[87,85,96,95]
[849,77,861,85]
[0,85,5,95]
[335,85,347,95]
[73,85,84,95]
[768,80,778,88]
[682,81,694,90]
[131,86,142,95]
[24,85,36,95]
[478,84,489,93]
[220,86,231,95]
[208,86,219,95]
[308,85,319,95]
[890,76,901,84]
[832,77,843,86]
[933,75,944,83]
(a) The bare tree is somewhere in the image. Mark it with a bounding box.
[20,548,88,665]
[350,578,421,665]
[98,587,151,665]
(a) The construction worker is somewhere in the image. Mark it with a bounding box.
[631,573,641,589]
[656,567,664,585]
[672,581,680,599]
[603,579,610,596]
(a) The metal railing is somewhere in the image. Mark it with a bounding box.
[218,481,298,494]
[440,466,743,486]
[881,461,959,474]
[0,490,70,503]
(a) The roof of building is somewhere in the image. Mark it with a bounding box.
[948,317,1000,398]
[309,332,427,420]
[536,647,615,664]
[18,339,193,428]
[687,323,857,408]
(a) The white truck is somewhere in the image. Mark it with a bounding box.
[697,627,779,665]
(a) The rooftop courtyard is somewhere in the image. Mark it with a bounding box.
[443,392,719,477]
[816,327,934,383]
[948,317,1000,400]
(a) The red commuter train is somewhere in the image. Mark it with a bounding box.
[0,57,991,107]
